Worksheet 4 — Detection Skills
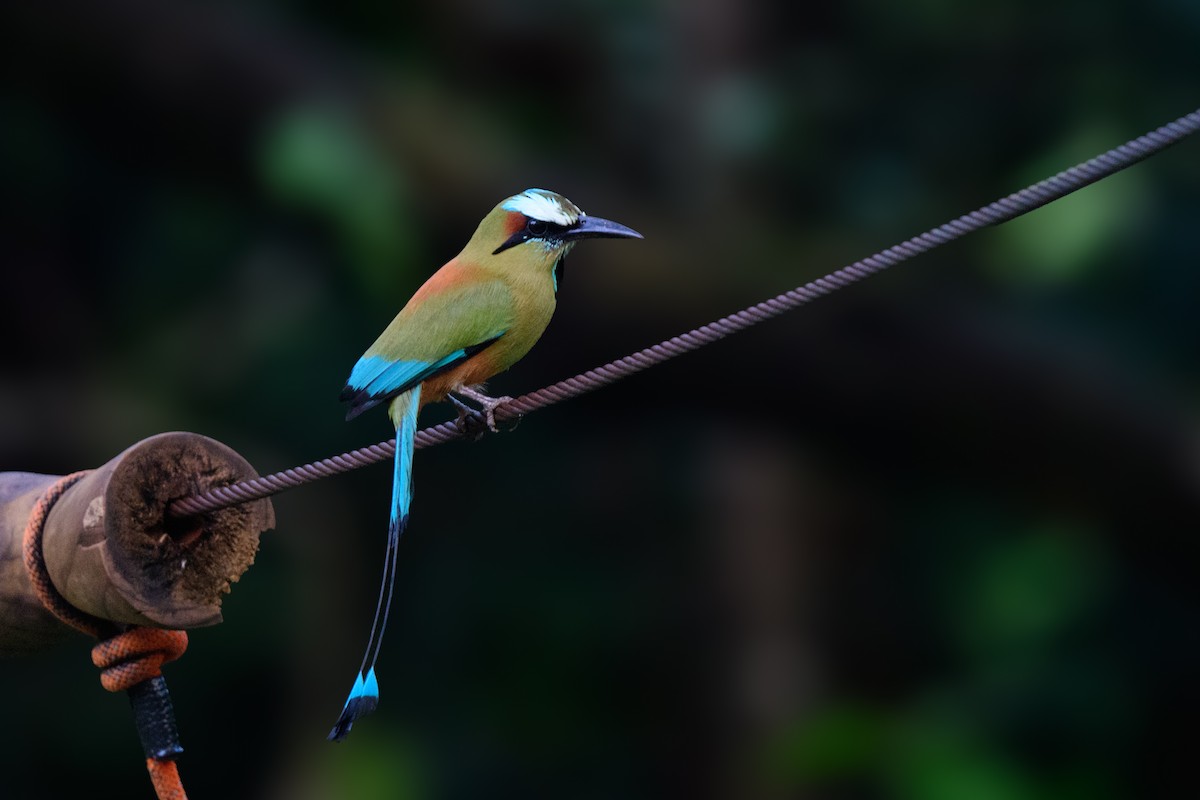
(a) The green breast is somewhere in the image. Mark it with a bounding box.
[489,270,557,373]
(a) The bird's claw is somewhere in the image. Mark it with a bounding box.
[477,395,514,433]
[447,395,486,440]
[450,388,519,435]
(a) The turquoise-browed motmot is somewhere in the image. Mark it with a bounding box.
[329,189,642,740]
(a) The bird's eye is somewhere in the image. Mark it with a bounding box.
[526,219,548,236]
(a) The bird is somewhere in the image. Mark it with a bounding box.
[328,188,642,741]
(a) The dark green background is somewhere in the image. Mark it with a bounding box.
[2,1,1197,798]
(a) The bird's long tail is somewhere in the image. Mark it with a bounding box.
[328,385,421,742]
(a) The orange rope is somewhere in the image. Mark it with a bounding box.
[21,471,109,638]
[92,628,189,692]
[23,472,190,800]
[146,759,188,800]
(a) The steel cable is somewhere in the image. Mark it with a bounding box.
[167,107,1200,519]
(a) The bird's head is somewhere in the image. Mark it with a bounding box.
[466,188,642,289]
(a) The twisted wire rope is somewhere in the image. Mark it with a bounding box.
[167,108,1200,519]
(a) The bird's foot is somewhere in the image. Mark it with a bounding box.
[454,385,518,433]
[447,394,487,440]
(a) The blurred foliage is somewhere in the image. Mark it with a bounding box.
[985,126,1153,287]
[259,104,421,297]
[1,1,1198,799]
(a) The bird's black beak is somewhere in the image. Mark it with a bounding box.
[563,215,643,241]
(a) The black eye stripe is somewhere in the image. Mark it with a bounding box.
[493,217,572,255]
[527,218,568,236]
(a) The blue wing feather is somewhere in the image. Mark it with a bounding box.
[341,352,461,420]
[340,333,506,421]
